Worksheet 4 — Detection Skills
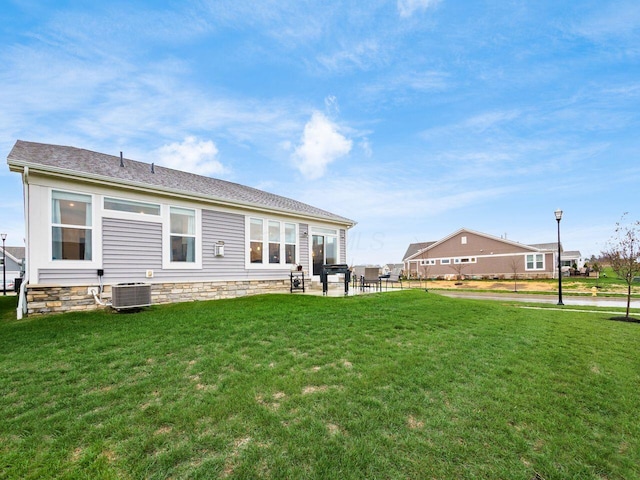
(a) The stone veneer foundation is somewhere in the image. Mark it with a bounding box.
[25,279,290,316]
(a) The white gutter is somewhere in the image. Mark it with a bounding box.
[16,166,29,320]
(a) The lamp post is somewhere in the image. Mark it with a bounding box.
[554,209,563,306]
[1,233,6,296]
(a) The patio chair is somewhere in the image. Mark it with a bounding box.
[361,267,382,291]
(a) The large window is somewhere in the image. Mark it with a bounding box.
[170,207,196,262]
[248,217,297,267]
[51,190,92,260]
[526,253,544,270]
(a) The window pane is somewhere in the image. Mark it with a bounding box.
[269,221,280,242]
[52,227,92,260]
[171,236,195,262]
[52,191,92,226]
[326,236,337,265]
[285,244,296,264]
[250,218,263,241]
[269,242,280,264]
[250,241,263,263]
[170,207,195,234]
[313,227,337,235]
[104,197,160,215]
[285,223,296,243]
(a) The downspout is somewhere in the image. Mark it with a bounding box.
[16,167,29,319]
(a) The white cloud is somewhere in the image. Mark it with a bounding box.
[155,137,226,176]
[292,112,352,179]
[397,0,441,18]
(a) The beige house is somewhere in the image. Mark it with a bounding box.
[403,228,558,280]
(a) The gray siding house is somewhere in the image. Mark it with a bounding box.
[7,140,356,316]
[403,228,558,280]
[1,246,24,289]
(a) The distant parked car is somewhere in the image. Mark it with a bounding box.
[2,280,14,291]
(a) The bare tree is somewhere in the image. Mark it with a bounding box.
[601,214,640,318]
[449,262,467,282]
[509,258,520,292]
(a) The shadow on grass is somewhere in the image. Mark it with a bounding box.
[608,316,640,323]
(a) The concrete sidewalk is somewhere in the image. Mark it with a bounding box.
[435,290,636,309]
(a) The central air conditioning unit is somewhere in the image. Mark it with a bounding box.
[111,283,152,310]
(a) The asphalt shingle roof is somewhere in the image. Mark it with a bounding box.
[402,242,436,261]
[7,140,355,226]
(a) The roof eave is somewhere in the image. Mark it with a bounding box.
[8,159,357,228]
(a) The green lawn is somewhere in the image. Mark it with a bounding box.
[1,291,639,479]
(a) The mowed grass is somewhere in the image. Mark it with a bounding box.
[1,291,639,479]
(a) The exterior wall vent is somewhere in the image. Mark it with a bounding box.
[111,283,152,310]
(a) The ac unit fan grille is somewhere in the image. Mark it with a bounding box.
[111,283,152,309]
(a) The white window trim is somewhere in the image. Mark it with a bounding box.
[309,225,340,274]
[245,216,299,269]
[162,205,202,270]
[48,188,101,269]
[525,253,545,271]
[453,257,477,264]
[440,258,451,265]
[421,259,436,266]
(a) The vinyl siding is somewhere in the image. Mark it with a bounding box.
[340,229,346,264]
[103,217,162,283]
[37,210,330,285]
[38,269,100,284]
[201,209,247,280]
[299,223,309,268]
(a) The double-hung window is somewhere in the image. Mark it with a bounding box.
[526,253,544,270]
[269,221,281,264]
[51,190,93,261]
[170,207,196,263]
[285,223,296,264]
[250,218,264,264]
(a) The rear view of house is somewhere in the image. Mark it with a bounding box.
[7,140,355,316]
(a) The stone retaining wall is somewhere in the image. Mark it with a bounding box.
[25,279,290,316]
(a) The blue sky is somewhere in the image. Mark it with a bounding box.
[1,0,639,265]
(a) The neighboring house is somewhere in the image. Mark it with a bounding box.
[7,140,356,316]
[0,246,25,288]
[531,243,584,271]
[381,263,403,276]
[403,228,558,280]
[562,250,584,269]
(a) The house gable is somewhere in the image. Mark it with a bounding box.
[404,228,556,280]
[407,228,540,262]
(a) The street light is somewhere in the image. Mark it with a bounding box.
[554,209,563,306]
[1,233,6,296]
